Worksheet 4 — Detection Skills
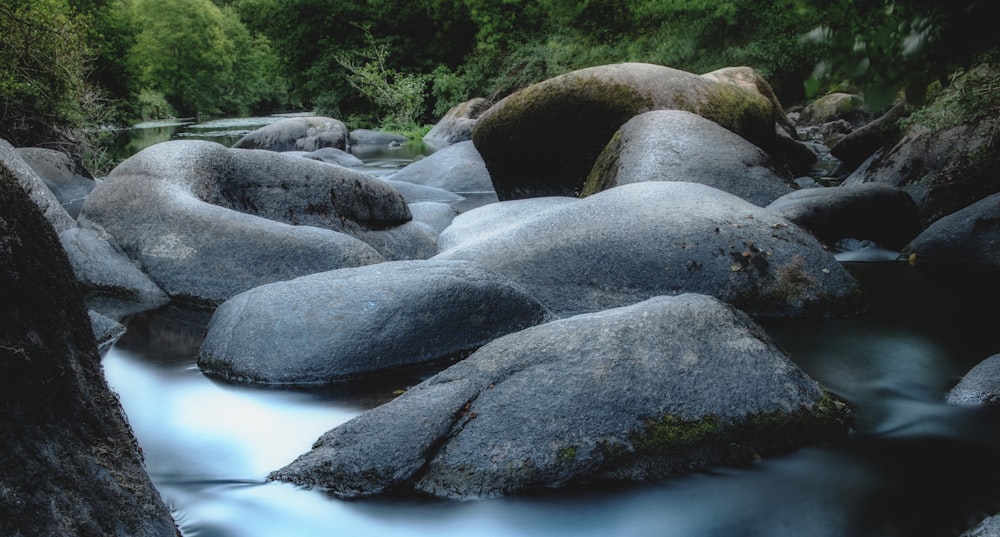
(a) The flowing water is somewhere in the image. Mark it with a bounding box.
[99,261,1000,537]
[95,118,1000,537]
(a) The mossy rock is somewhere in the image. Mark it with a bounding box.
[472,62,776,200]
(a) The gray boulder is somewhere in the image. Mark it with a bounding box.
[0,138,75,233]
[423,98,491,149]
[582,110,795,206]
[472,62,778,200]
[270,294,850,499]
[434,182,864,318]
[436,196,579,253]
[962,514,1000,537]
[88,310,127,351]
[232,116,349,152]
[350,128,409,146]
[197,259,555,384]
[765,183,923,250]
[947,354,1000,407]
[380,177,466,205]
[902,192,1000,270]
[408,202,459,235]
[59,226,170,304]
[288,147,365,167]
[15,146,96,218]
[797,93,869,127]
[387,141,494,194]
[79,140,399,304]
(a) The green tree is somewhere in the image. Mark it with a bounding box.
[0,0,97,147]
[130,0,235,115]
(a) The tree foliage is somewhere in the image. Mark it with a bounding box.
[0,0,97,147]
[2,0,997,149]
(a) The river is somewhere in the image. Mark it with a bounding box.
[96,117,1000,537]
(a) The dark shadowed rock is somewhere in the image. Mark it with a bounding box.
[0,157,179,536]
[79,140,398,304]
[902,192,1000,270]
[947,354,1000,407]
[436,196,579,253]
[0,138,75,233]
[198,259,555,384]
[423,98,492,149]
[843,66,1000,226]
[435,182,864,318]
[766,183,923,250]
[472,63,778,200]
[270,294,850,499]
[232,116,349,152]
[15,146,96,218]
[387,140,494,194]
[582,110,795,206]
[830,102,907,171]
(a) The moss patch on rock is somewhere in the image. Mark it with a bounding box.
[629,391,852,474]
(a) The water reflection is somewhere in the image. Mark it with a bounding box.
[100,261,1000,537]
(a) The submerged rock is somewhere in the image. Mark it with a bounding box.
[198,259,555,384]
[582,110,795,206]
[435,182,864,318]
[271,294,851,499]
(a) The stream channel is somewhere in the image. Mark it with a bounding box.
[96,116,1000,537]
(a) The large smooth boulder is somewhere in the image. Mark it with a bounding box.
[582,110,795,206]
[79,140,400,304]
[387,140,494,194]
[902,192,1000,270]
[766,183,923,250]
[434,182,864,318]
[472,63,778,200]
[15,146,96,218]
[0,138,75,233]
[197,259,555,384]
[232,116,349,152]
[423,98,492,149]
[436,196,579,253]
[1,158,179,535]
[271,294,851,499]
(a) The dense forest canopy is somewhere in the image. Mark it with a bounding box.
[0,0,995,150]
